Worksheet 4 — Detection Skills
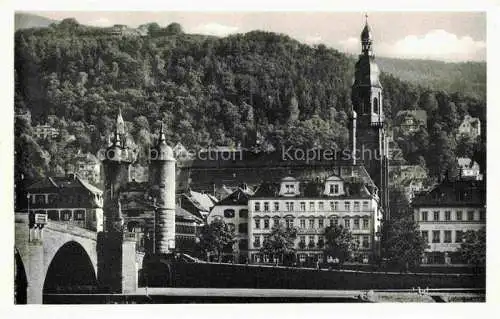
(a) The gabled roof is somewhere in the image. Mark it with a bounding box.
[189,190,217,211]
[215,188,252,206]
[27,174,102,195]
[412,179,485,207]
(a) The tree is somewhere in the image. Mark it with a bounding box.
[260,224,297,265]
[323,225,357,264]
[198,219,236,262]
[381,219,428,271]
[458,228,486,268]
[164,22,184,35]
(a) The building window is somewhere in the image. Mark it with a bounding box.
[334,202,339,210]
[309,202,315,211]
[480,210,486,221]
[455,230,463,243]
[362,236,370,248]
[286,218,294,229]
[456,211,462,221]
[35,194,45,204]
[308,235,315,247]
[47,210,59,221]
[255,219,261,229]
[74,210,85,221]
[467,211,475,221]
[445,211,451,221]
[264,202,269,212]
[318,202,324,210]
[285,184,295,194]
[300,219,306,228]
[329,218,334,227]
[309,219,315,229]
[421,211,428,221]
[300,202,306,211]
[255,202,261,211]
[61,210,72,221]
[239,209,248,218]
[444,231,452,243]
[362,201,369,211]
[223,209,235,218]
[318,218,324,228]
[254,236,261,248]
[264,218,270,229]
[286,202,294,211]
[421,231,429,243]
[363,218,369,229]
[48,194,57,204]
[433,211,440,221]
[238,239,248,250]
[238,223,248,233]
[345,202,350,211]
[354,202,360,212]
[274,202,280,211]
[299,236,306,245]
[432,230,440,243]
[344,219,351,229]
[273,218,279,228]
[353,218,360,230]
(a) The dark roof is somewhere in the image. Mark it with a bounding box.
[215,188,252,206]
[251,179,373,199]
[27,174,102,194]
[412,180,485,208]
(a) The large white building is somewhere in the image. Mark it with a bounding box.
[247,165,382,265]
[207,186,253,263]
[412,179,485,265]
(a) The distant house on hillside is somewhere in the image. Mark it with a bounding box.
[70,152,101,186]
[389,165,428,200]
[458,115,481,139]
[395,110,427,132]
[32,123,59,139]
[105,24,142,37]
[457,157,483,181]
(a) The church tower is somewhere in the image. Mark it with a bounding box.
[149,123,176,254]
[350,15,390,219]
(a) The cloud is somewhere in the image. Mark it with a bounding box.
[384,30,485,61]
[337,30,486,62]
[337,37,360,54]
[88,17,113,27]
[190,23,239,37]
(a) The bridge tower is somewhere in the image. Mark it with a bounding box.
[98,111,137,293]
[149,122,176,254]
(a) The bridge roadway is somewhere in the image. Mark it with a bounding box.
[43,288,485,304]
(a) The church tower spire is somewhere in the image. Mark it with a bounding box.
[349,15,390,220]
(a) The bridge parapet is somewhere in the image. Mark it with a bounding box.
[44,220,97,241]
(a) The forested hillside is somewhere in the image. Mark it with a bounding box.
[377,57,486,99]
[14,19,486,186]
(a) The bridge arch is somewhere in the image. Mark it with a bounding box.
[43,241,98,294]
[14,248,28,304]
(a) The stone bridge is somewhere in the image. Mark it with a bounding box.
[15,212,100,304]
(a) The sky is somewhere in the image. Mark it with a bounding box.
[26,11,486,62]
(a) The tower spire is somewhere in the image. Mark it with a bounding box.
[158,122,166,144]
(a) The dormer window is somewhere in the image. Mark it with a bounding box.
[324,175,344,197]
[280,177,300,197]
